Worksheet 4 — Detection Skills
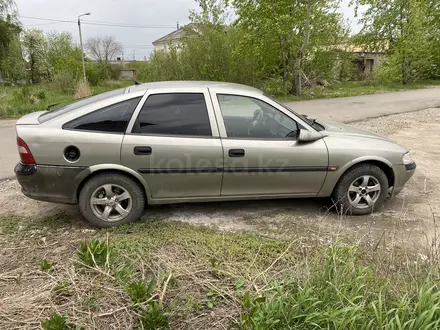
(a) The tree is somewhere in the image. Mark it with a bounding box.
[46,31,82,78]
[85,36,123,64]
[352,0,434,84]
[0,0,19,55]
[22,29,48,83]
[232,0,348,95]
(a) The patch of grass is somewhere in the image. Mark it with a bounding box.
[40,259,55,272]
[3,220,440,329]
[0,80,135,119]
[41,312,83,330]
[77,238,110,268]
[278,79,440,102]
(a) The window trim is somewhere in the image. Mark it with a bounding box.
[62,96,142,134]
[129,91,216,138]
[215,93,300,141]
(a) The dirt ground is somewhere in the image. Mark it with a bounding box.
[0,108,439,248]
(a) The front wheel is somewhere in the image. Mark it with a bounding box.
[79,173,146,228]
[332,164,389,215]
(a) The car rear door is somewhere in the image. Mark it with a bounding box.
[121,87,223,200]
[210,89,329,197]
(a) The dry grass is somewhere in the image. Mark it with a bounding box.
[74,80,92,100]
[1,209,440,329]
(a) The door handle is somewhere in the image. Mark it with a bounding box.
[229,149,245,157]
[134,146,152,155]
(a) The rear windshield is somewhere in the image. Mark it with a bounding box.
[38,88,127,123]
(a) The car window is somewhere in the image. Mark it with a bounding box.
[63,97,141,133]
[217,94,298,139]
[133,93,212,137]
[39,88,127,123]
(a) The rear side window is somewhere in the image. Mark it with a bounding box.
[63,97,141,133]
[133,93,212,137]
[39,88,127,123]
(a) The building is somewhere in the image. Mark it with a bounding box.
[152,23,197,53]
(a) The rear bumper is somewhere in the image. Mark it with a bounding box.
[15,163,91,205]
[390,162,416,197]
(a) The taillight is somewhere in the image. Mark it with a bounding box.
[17,137,36,165]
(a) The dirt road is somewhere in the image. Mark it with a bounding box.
[1,87,440,180]
[1,108,439,247]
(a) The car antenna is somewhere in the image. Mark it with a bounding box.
[46,103,59,110]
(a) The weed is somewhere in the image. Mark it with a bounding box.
[40,259,55,272]
[41,312,82,330]
[77,239,110,268]
[127,279,157,304]
[137,302,170,330]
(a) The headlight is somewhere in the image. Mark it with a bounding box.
[402,152,414,165]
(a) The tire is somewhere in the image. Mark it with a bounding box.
[332,163,389,215]
[79,172,146,228]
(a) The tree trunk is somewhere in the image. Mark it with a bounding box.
[291,0,311,96]
[280,37,287,87]
[292,56,302,95]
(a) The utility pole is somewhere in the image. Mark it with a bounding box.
[177,21,180,29]
[78,12,91,82]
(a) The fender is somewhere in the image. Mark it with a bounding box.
[317,155,394,197]
[87,163,153,200]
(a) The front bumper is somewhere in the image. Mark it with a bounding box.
[390,162,416,197]
[15,163,91,205]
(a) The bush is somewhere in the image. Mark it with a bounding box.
[52,71,77,94]
[262,77,292,96]
[85,63,105,86]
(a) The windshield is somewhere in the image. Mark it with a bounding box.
[38,88,127,123]
[264,94,324,131]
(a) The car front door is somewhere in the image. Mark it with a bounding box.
[121,87,223,200]
[210,91,329,197]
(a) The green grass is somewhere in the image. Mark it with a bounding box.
[2,215,440,329]
[0,80,135,119]
[278,80,440,102]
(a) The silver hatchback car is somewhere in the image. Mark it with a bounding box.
[15,81,416,227]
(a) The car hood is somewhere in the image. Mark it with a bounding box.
[318,120,390,141]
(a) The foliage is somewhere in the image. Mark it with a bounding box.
[127,279,157,304]
[233,245,440,329]
[77,239,110,268]
[138,301,170,329]
[46,31,82,80]
[21,28,49,83]
[41,312,83,330]
[39,259,55,272]
[52,71,77,94]
[352,0,435,84]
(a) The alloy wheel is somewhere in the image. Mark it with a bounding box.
[90,184,132,222]
[347,175,381,209]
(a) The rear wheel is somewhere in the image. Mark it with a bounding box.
[332,163,389,215]
[79,173,146,228]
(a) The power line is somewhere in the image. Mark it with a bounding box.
[19,15,176,29]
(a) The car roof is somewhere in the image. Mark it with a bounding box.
[125,80,262,94]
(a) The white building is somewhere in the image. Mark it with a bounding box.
[152,24,197,53]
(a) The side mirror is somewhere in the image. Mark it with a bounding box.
[297,129,323,142]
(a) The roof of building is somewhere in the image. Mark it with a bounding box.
[152,23,197,45]
[125,80,262,94]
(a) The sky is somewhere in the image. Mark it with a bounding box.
[16,0,361,61]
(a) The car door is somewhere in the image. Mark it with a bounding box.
[121,87,223,200]
[210,90,329,197]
